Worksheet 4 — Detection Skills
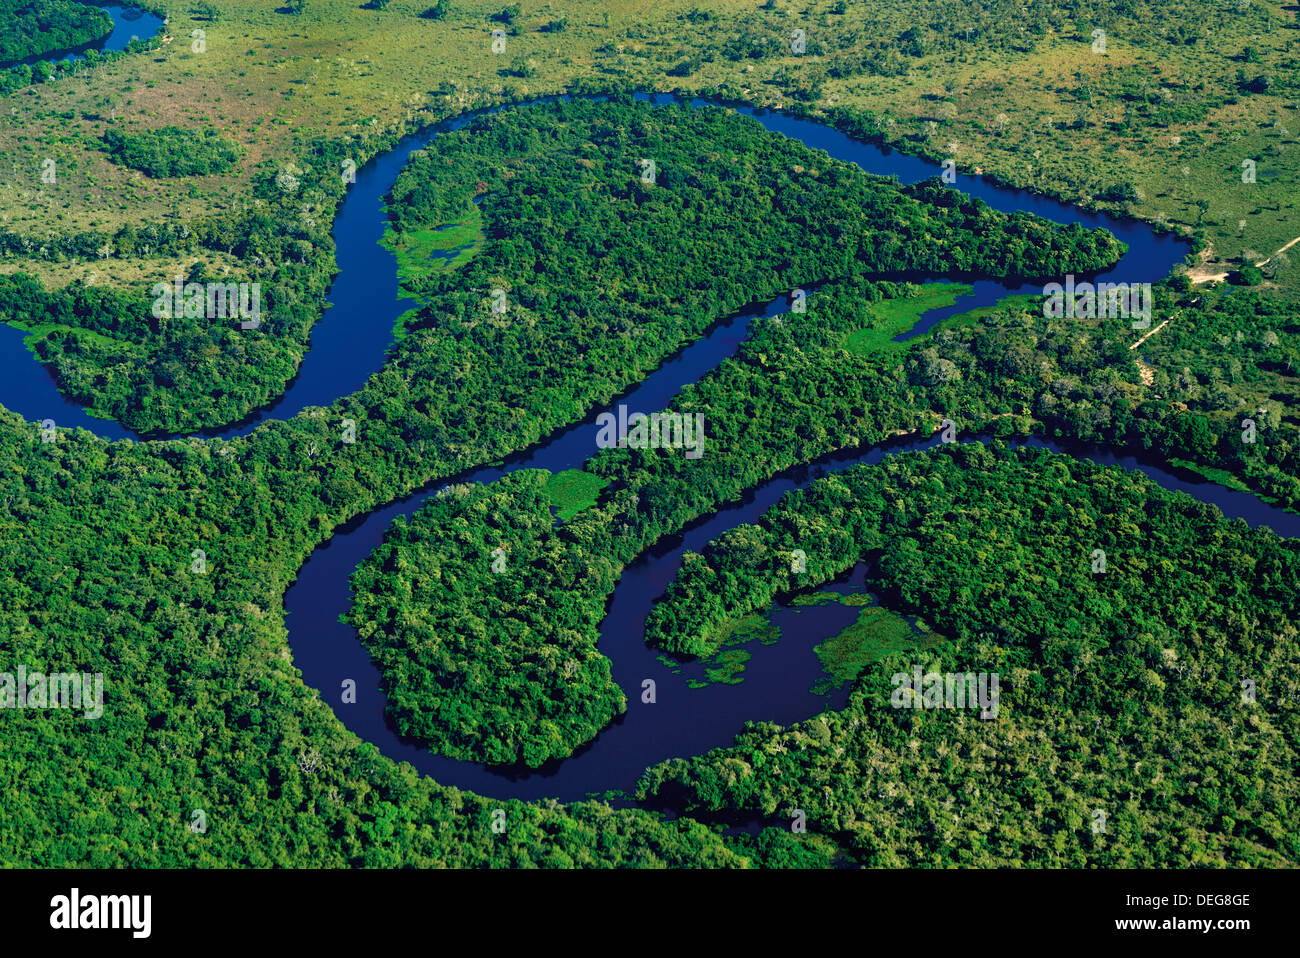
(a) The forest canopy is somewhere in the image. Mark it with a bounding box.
[345,470,627,768]
[0,0,113,66]
[637,444,1300,866]
[2,97,1123,435]
[101,126,244,178]
[1,79,1294,871]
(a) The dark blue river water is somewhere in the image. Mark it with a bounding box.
[79,4,164,59]
[269,100,1276,803]
[0,92,1188,442]
[3,70,1285,804]
[284,419,1300,804]
[11,4,165,68]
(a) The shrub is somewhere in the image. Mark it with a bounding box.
[101,126,242,178]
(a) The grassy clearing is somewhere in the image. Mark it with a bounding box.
[803,593,946,696]
[543,467,610,519]
[936,292,1042,331]
[842,282,971,354]
[1,0,1295,293]
[1166,456,1289,509]
[0,248,245,290]
[701,610,780,652]
[1,0,1297,435]
[381,209,482,298]
[674,589,946,694]
[16,319,121,350]
[702,648,751,685]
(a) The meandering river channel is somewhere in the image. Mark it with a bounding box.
[4,20,1290,803]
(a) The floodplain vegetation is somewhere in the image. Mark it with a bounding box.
[637,444,1300,867]
[342,96,1125,768]
[0,0,1297,869]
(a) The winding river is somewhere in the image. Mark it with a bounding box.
[3,22,1291,804]
[271,97,1285,803]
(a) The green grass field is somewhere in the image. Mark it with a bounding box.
[679,610,780,689]
[842,282,972,354]
[544,467,610,519]
[382,210,483,298]
[803,596,945,696]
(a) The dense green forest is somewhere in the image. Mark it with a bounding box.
[386,98,1125,310]
[102,126,243,178]
[0,143,352,434]
[0,97,1122,435]
[0,28,156,95]
[0,100,1141,865]
[345,470,626,768]
[335,247,1300,771]
[0,0,112,66]
[618,0,1300,283]
[0,84,1296,868]
[335,97,1133,765]
[635,278,1300,658]
[635,444,1300,866]
[0,402,753,867]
